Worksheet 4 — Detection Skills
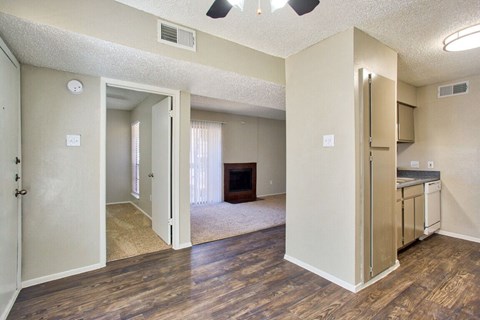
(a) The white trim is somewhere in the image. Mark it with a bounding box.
[284,254,357,292]
[284,255,400,293]
[21,262,104,288]
[257,192,286,197]
[0,36,19,68]
[354,260,401,292]
[0,289,20,320]
[106,201,130,205]
[130,192,140,199]
[101,78,182,254]
[437,230,480,243]
[100,80,107,266]
[175,242,192,250]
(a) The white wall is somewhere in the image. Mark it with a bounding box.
[106,109,131,203]
[398,74,480,240]
[21,65,101,282]
[190,109,286,196]
[130,95,166,216]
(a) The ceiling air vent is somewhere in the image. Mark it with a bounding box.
[438,81,469,98]
[158,20,196,52]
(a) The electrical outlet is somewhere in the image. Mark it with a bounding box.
[410,161,420,168]
[427,161,434,169]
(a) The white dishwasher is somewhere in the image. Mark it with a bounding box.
[423,180,441,236]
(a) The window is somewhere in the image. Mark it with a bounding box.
[131,121,140,198]
[190,121,222,205]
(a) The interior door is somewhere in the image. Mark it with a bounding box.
[151,97,172,244]
[0,38,21,318]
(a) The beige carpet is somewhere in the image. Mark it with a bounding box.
[106,203,171,262]
[191,194,286,245]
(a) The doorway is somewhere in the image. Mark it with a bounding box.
[101,79,180,263]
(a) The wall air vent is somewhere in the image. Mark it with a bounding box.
[438,81,469,98]
[158,20,196,52]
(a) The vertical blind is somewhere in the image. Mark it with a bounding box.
[131,121,140,196]
[190,120,222,205]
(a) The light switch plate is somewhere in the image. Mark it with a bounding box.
[323,134,335,147]
[410,160,420,168]
[66,134,81,147]
[427,161,434,169]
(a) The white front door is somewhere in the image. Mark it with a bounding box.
[0,38,22,318]
[151,97,172,244]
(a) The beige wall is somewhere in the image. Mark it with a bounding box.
[130,95,166,216]
[398,75,480,240]
[286,29,357,285]
[397,80,417,106]
[191,110,286,196]
[106,109,131,203]
[0,0,284,85]
[21,65,101,281]
[286,28,397,288]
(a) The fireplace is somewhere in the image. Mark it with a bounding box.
[224,163,256,203]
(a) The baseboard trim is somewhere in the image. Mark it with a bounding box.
[174,242,192,250]
[1,288,20,320]
[21,262,105,288]
[437,230,480,243]
[284,254,357,292]
[106,201,130,205]
[258,192,286,198]
[354,260,401,292]
[106,201,152,220]
[128,201,152,220]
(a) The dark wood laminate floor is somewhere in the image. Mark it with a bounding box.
[8,226,480,319]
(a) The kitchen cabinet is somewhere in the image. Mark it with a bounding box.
[397,102,415,142]
[397,184,425,249]
[395,190,403,249]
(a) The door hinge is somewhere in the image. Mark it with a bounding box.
[369,266,373,275]
[168,110,174,118]
[369,137,373,143]
[368,75,372,84]
[369,155,373,162]
[168,218,173,226]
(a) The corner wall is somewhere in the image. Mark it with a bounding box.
[398,74,480,240]
[21,65,101,282]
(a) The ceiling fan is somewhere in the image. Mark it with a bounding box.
[207,0,320,19]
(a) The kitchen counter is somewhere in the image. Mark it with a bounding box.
[396,170,440,189]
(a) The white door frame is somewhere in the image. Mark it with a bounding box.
[0,36,22,320]
[100,78,181,265]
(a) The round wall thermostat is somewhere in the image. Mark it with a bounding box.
[67,79,83,94]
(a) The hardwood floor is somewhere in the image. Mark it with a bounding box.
[8,226,480,319]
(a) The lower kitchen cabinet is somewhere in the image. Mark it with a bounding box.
[397,184,425,249]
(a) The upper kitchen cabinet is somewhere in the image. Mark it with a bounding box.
[397,102,415,143]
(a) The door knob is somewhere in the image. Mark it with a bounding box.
[148,173,154,178]
[15,189,27,197]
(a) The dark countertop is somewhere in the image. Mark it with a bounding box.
[396,170,441,189]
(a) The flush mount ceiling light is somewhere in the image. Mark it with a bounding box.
[207,0,320,18]
[443,24,480,52]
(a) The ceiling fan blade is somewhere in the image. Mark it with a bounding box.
[207,0,233,19]
[288,0,320,16]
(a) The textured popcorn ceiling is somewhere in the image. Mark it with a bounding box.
[116,0,480,87]
[0,13,285,117]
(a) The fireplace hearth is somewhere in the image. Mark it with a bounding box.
[224,163,256,203]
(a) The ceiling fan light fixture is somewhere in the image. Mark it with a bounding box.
[270,0,289,12]
[227,0,244,11]
[444,24,480,52]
